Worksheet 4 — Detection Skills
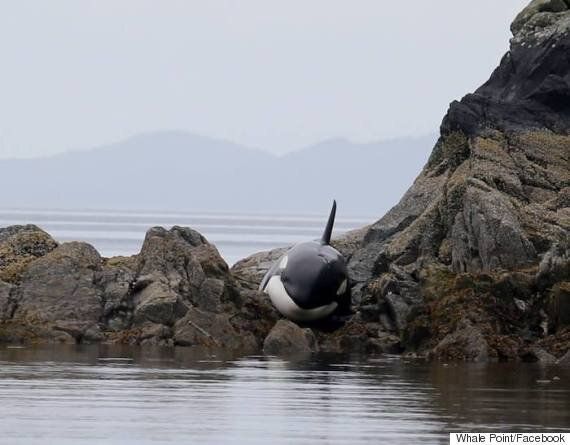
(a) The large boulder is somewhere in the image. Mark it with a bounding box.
[128,226,277,349]
[173,307,256,351]
[431,319,489,362]
[263,319,318,355]
[133,226,235,322]
[11,242,105,342]
[315,318,401,354]
[231,246,288,290]
[511,0,570,34]
[0,225,57,284]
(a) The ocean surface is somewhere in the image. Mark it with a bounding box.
[0,208,374,265]
[0,345,569,445]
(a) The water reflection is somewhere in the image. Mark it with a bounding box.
[426,362,570,432]
[0,345,568,444]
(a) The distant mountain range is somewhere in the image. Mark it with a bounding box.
[0,131,436,215]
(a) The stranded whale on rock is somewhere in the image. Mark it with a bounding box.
[259,201,351,322]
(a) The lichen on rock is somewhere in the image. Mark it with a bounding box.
[0,225,58,284]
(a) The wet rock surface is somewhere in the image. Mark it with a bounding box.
[263,320,319,355]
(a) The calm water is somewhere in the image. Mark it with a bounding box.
[0,208,373,265]
[0,345,569,445]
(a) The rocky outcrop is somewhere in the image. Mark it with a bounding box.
[0,1,567,361]
[0,226,278,349]
[344,1,570,361]
[0,225,58,284]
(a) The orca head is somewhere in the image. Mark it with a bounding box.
[280,241,348,310]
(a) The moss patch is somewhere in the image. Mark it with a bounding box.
[427,132,470,172]
[404,265,542,360]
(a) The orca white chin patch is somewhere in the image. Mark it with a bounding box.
[265,276,337,322]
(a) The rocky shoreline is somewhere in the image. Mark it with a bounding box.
[1,0,569,362]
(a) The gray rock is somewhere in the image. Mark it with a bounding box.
[133,282,188,325]
[527,347,558,364]
[0,280,13,321]
[384,292,411,334]
[339,4,570,360]
[557,349,570,365]
[432,319,489,362]
[231,247,288,290]
[132,226,236,327]
[0,224,282,349]
[315,318,399,354]
[548,281,570,331]
[174,307,256,351]
[379,313,396,332]
[330,226,369,259]
[451,187,536,272]
[129,225,275,349]
[193,278,226,310]
[371,265,422,334]
[364,173,448,246]
[371,332,402,354]
[537,242,570,289]
[82,324,105,343]
[263,319,318,355]
[224,289,279,343]
[12,242,104,340]
[138,322,173,346]
[511,0,569,35]
[97,257,137,331]
[0,225,58,284]
[359,304,381,322]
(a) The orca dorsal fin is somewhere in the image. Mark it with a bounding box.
[321,200,337,245]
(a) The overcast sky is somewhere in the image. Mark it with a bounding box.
[0,0,527,159]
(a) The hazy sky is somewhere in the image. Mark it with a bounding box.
[0,0,527,159]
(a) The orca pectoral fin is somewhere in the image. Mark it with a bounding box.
[259,255,284,291]
[259,270,271,291]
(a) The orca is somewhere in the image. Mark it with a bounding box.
[259,201,351,322]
